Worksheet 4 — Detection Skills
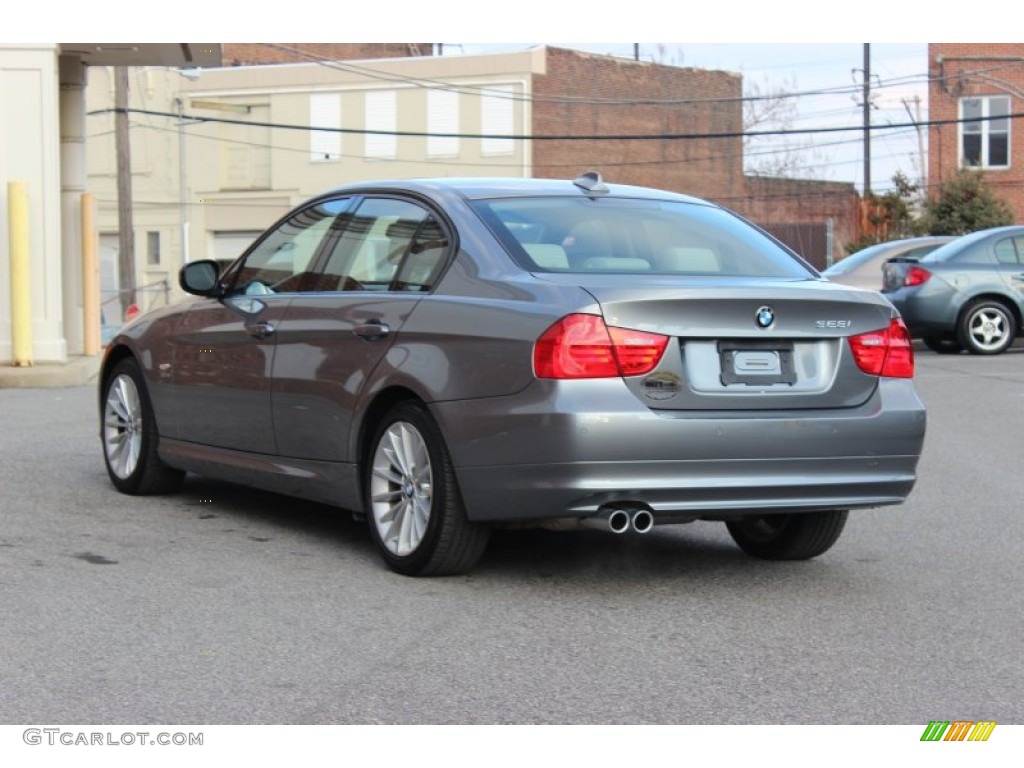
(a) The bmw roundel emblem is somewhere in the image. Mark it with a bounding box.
[755,305,775,329]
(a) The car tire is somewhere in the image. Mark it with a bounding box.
[957,300,1016,355]
[101,358,185,495]
[725,510,848,560]
[922,335,963,354]
[365,402,490,576]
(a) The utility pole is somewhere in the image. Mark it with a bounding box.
[176,98,190,264]
[863,43,871,197]
[115,66,136,316]
[902,95,926,189]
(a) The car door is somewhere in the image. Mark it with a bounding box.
[993,234,1024,306]
[170,197,353,454]
[270,196,451,462]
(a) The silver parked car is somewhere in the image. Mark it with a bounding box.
[882,225,1024,354]
[822,236,954,291]
[99,174,927,575]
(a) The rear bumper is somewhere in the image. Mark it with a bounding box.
[432,378,927,523]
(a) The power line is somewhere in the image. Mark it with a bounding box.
[259,43,938,108]
[89,105,1024,143]
[90,115,916,185]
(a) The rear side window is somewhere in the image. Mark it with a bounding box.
[994,237,1023,264]
[471,196,814,279]
[315,198,450,292]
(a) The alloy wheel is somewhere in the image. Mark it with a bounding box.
[966,309,1007,354]
[370,421,434,557]
[103,373,144,480]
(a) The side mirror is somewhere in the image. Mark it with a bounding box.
[179,260,224,297]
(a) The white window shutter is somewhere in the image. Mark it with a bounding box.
[428,89,459,156]
[365,91,397,159]
[310,93,341,162]
[481,85,515,156]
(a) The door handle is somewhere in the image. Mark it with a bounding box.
[245,321,276,340]
[353,321,390,341]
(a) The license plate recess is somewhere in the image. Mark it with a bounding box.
[718,340,797,386]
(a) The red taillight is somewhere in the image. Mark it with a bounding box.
[848,318,915,378]
[904,266,931,287]
[533,314,669,379]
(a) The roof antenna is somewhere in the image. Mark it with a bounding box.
[573,171,609,196]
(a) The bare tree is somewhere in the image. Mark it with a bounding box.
[743,75,830,180]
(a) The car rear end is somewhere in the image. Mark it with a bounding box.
[882,249,963,336]
[435,185,926,528]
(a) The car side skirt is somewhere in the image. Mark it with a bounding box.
[158,438,362,512]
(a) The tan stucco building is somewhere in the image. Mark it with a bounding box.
[0,43,219,375]
[84,48,544,324]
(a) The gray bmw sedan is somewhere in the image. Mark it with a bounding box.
[100,174,926,575]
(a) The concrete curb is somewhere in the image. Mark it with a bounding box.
[0,356,102,388]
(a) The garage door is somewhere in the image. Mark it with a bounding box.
[211,231,263,272]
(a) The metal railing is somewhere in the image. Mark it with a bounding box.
[100,280,172,344]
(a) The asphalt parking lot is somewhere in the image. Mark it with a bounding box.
[1,347,1022,725]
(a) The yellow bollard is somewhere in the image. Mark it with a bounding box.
[8,181,32,367]
[81,193,101,355]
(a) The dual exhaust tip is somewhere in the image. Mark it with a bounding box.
[581,506,655,535]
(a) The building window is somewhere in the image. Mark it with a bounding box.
[147,231,160,266]
[427,89,459,157]
[481,85,515,156]
[961,95,1010,169]
[365,91,396,159]
[310,93,341,162]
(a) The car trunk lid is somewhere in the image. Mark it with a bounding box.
[553,276,896,410]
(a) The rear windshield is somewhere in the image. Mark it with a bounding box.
[470,196,816,279]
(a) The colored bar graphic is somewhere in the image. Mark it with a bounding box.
[944,721,973,741]
[921,720,996,742]
[968,721,997,742]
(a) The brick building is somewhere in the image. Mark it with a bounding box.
[929,43,1024,222]
[738,177,860,271]
[531,47,745,199]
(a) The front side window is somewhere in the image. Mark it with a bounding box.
[229,198,351,295]
[471,196,815,279]
[961,96,1010,169]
